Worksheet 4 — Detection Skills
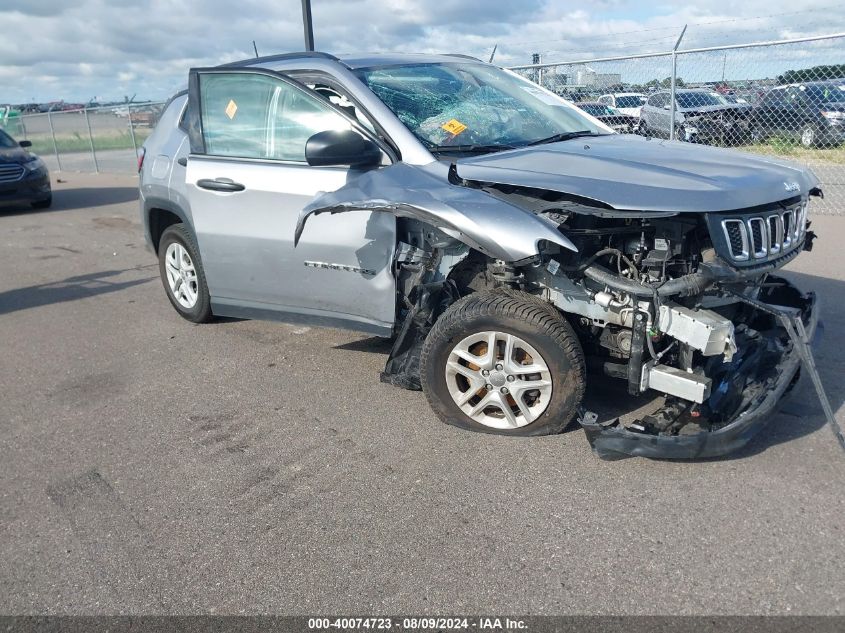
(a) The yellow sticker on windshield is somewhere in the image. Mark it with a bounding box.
[442,118,467,136]
[225,99,238,120]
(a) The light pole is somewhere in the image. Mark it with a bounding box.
[301,0,315,51]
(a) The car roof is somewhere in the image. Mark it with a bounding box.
[223,51,484,71]
[337,52,482,69]
[608,92,643,97]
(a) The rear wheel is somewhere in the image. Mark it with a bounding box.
[420,291,585,436]
[158,224,213,323]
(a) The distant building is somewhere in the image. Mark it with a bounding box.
[573,65,621,88]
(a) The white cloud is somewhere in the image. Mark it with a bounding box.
[0,0,842,102]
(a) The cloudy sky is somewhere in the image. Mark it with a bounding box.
[1,0,843,103]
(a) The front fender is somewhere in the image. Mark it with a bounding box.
[294,162,576,262]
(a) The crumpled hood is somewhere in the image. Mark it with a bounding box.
[456,134,820,212]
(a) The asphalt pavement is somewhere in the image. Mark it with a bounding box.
[1,173,843,615]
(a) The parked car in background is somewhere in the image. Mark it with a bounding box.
[639,89,752,144]
[0,128,51,209]
[596,92,646,117]
[575,102,637,132]
[751,81,845,148]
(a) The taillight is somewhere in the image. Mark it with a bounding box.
[137,147,146,173]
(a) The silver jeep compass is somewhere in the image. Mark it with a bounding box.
[140,51,822,459]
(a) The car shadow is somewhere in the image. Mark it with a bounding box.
[0,187,139,216]
[0,267,155,316]
[333,335,394,354]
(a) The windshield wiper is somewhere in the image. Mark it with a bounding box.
[526,131,604,146]
[433,143,519,154]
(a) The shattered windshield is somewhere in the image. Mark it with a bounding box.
[676,92,724,108]
[579,104,616,116]
[805,83,845,104]
[354,62,607,153]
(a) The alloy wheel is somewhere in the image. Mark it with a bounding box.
[164,242,199,309]
[801,126,815,147]
[444,330,553,429]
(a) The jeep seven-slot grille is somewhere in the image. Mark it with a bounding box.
[0,164,24,183]
[719,203,806,262]
[748,218,766,257]
[723,220,747,258]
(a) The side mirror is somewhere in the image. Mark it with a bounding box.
[305,129,382,168]
[19,140,32,148]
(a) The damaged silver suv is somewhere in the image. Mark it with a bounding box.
[140,52,821,459]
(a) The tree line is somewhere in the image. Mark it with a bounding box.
[777,64,845,84]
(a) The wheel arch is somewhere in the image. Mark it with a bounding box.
[144,197,195,254]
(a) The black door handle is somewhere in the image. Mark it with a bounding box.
[196,178,245,193]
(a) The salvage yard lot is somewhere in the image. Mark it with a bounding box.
[1,173,844,614]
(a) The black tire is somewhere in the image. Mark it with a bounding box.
[31,194,52,209]
[420,290,586,436]
[158,223,213,323]
[637,119,649,136]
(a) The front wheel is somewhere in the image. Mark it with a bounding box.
[158,224,213,323]
[420,291,586,436]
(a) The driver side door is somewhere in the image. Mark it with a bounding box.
[184,68,397,335]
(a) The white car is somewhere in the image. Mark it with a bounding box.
[597,92,647,117]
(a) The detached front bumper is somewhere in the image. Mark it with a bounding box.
[580,279,818,459]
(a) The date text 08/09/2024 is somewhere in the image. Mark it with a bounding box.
[308,617,529,630]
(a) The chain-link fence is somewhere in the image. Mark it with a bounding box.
[510,33,845,215]
[0,102,166,175]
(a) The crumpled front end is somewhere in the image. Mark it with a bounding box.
[579,278,817,459]
[681,107,752,145]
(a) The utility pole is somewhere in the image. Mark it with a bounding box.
[532,53,542,86]
[301,0,315,51]
[669,24,687,142]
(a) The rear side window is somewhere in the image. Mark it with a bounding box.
[615,95,644,108]
[647,94,665,107]
[198,72,351,161]
[762,89,785,106]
